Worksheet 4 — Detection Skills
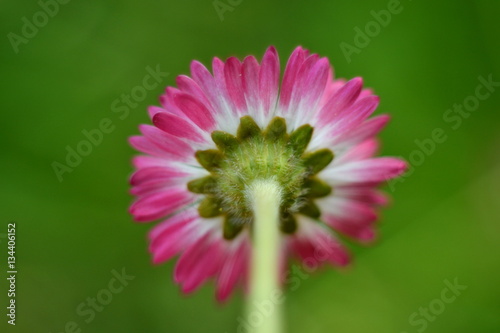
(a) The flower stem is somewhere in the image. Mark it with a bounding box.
[246,179,283,333]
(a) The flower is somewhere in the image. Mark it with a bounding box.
[129,46,406,301]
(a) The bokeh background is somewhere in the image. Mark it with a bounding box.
[1,0,500,332]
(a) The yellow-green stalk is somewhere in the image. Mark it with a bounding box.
[246,179,283,333]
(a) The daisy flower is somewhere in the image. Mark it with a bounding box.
[129,46,406,304]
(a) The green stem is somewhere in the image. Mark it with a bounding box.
[246,179,283,333]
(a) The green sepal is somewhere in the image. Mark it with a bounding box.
[211,131,239,152]
[288,124,313,156]
[302,149,334,175]
[303,178,332,198]
[280,212,298,234]
[223,216,244,240]
[195,149,222,171]
[264,117,287,141]
[298,200,321,218]
[187,176,217,194]
[237,116,261,140]
[198,197,222,217]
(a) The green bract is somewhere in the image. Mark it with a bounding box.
[187,116,334,240]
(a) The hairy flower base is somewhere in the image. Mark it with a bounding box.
[187,115,333,239]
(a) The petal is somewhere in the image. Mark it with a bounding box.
[322,157,407,185]
[175,234,224,293]
[318,68,337,108]
[149,210,199,263]
[259,46,280,114]
[212,57,230,108]
[129,136,170,158]
[152,112,205,142]
[325,95,381,142]
[290,54,320,104]
[224,57,246,111]
[139,124,194,160]
[147,106,164,119]
[316,77,363,125]
[280,46,308,110]
[130,187,195,222]
[319,197,378,222]
[292,57,331,126]
[159,87,183,115]
[303,57,330,104]
[334,186,390,206]
[130,166,189,186]
[190,60,220,110]
[290,217,350,267]
[318,198,378,243]
[335,114,390,148]
[173,92,215,131]
[333,139,379,164]
[242,55,260,110]
[176,75,213,109]
[326,217,377,242]
[130,179,183,196]
[216,239,248,302]
[132,156,170,168]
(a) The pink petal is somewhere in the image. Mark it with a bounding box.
[335,114,390,147]
[173,92,215,131]
[139,124,194,160]
[242,55,260,109]
[318,68,336,108]
[175,233,210,281]
[291,222,350,267]
[130,179,183,196]
[149,211,199,263]
[314,230,351,266]
[291,54,319,100]
[334,139,379,164]
[317,77,363,125]
[224,57,246,111]
[334,186,390,206]
[216,240,247,302]
[190,61,221,112]
[152,112,205,142]
[360,87,374,99]
[159,87,183,115]
[328,95,380,139]
[130,166,189,186]
[130,188,194,222]
[132,156,170,168]
[259,46,280,113]
[324,216,377,243]
[149,208,198,240]
[147,106,164,119]
[321,198,378,223]
[176,75,213,108]
[212,57,232,110]
[280,46,308,109]
[301,57,330,108]
[323,157,407,185]
[318,198,379,243]
[176,235,224,293]
[322,79,347,106]
[129,136,170,158]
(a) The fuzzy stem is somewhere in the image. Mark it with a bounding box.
[246,179,283,333]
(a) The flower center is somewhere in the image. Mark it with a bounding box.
[187,116,334,240]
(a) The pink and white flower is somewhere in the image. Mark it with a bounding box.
[129,46,406,301]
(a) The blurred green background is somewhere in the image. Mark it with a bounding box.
[1,0,499,332]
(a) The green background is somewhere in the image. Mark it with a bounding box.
[1,0,499,332]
